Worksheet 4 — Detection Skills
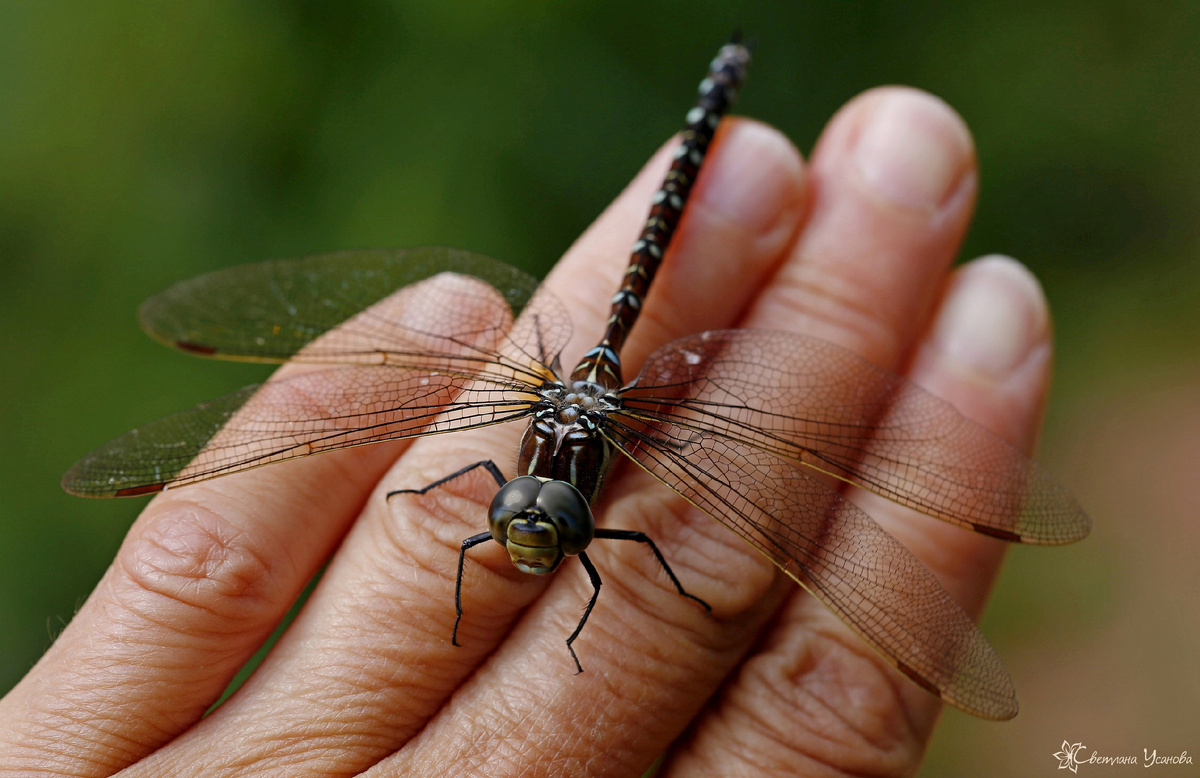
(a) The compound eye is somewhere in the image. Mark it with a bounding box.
[488,475,543,544]
[536,480,594,557]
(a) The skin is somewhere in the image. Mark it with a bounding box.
[0,86,1055,776]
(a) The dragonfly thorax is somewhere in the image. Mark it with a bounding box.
[488,475,594,575]
[519,380,618,504]
[537,379,616,423]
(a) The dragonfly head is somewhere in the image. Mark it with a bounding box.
[488,475,594,575]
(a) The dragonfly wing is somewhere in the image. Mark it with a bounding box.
[603,414,1018,720]
[138,247,567,367]
[68,262,567,497]
[621,329,1089,545]
[63,366,541,497]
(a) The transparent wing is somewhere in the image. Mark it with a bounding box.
[621,330,1089,545]
[62,368,540,497]
[602,413,1019,720]
[65,267,570,497]
[138,247,550,363]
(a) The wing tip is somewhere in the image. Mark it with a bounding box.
[896,660,1020,721]
[1016,507,1093,546]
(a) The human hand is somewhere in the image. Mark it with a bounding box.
[0,88,1055,776]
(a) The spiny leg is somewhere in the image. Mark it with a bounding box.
[452,532,493,646]
[384,459,508,500]
[385,459,510,647]
[567,552,603,674]
[594,528,711,612]
[565,531,711,673]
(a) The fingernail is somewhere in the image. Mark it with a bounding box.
[854,91,972,211]
[698,122,803,235]
[929,256,1048,380]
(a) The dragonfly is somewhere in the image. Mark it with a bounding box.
[63,40,1090,721]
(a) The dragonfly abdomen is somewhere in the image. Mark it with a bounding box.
[572,40,751,389]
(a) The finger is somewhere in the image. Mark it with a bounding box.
[380,89,979,776]
[869,255,1053,609]
[122,120,810,776]
[551,118,807,376]
[0,414,406,774]
[748,86,976,364]
[665,255,1053,776]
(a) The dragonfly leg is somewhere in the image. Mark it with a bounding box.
[452,532,493,647]
[564,533,711,674]
[594,528,711,612]
[385,460,510,649]
[567,551,603,674]
[384,459,508,499]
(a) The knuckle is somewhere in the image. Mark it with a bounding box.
[114,499,283,631]
[722,616,925,774]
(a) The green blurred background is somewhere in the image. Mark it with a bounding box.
[1,2,1196,774]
